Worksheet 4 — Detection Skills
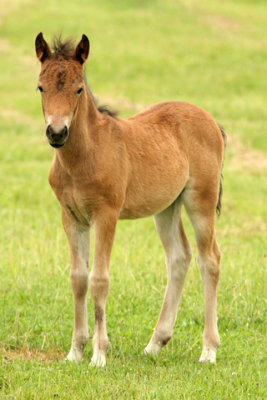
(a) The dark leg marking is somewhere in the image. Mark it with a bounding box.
[95,306,103,323]
[161,336,171,346]
[66,204,80,223]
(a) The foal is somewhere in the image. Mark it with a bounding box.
[35,33,226,366]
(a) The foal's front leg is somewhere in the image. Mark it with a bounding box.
[90,208,118,367]
[62,210,90,362]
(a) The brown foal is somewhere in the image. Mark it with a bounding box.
[35,33,226,366]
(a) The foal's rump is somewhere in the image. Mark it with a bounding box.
[119,101,224,219]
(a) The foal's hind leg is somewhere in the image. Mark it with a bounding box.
[183,189,221,363]
[145,200,192,355]
[62,210,90,362]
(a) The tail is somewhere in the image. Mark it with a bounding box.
[216,124,227,216]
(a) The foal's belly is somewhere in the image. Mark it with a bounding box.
[119,166,188,219]
[119,192,180,219]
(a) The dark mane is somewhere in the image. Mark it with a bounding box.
[52,35,75,57]
[95,103,118,118]
[84,75,118,118]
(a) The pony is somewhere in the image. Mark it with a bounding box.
[35,33,226,366]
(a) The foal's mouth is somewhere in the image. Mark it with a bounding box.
[49,142,65,148]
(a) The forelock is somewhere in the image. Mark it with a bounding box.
[51,35,75,58]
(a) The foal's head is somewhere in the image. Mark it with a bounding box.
[35,33,89,148]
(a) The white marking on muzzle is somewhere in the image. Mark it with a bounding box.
[45,115,70,131]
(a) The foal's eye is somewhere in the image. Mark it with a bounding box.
[38,85,44,93]
[77,87,83,95]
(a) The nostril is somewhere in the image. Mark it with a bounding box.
[46,125,52,137]
[62,126,69,139]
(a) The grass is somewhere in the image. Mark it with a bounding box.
[0,0,266,398]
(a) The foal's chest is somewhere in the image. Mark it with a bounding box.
[49,167,96,225]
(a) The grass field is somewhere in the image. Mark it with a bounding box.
[0,0,266,398]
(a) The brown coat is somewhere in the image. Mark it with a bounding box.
[35,33,225,366]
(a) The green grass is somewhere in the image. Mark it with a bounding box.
[0,0,266,398]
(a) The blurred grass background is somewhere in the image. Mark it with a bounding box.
[0,0,266,399]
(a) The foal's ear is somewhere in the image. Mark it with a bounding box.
[35,32,51,62]
[74,34,90,64]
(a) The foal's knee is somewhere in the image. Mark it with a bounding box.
[90,273,109,299]
[70,268,89,297]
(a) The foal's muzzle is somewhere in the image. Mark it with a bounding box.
[46,124,69,148]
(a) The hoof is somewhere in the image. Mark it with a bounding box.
[199,347,216,364]
[90,352,106,367]
[66,347,83,363]
[144,341,161,356]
